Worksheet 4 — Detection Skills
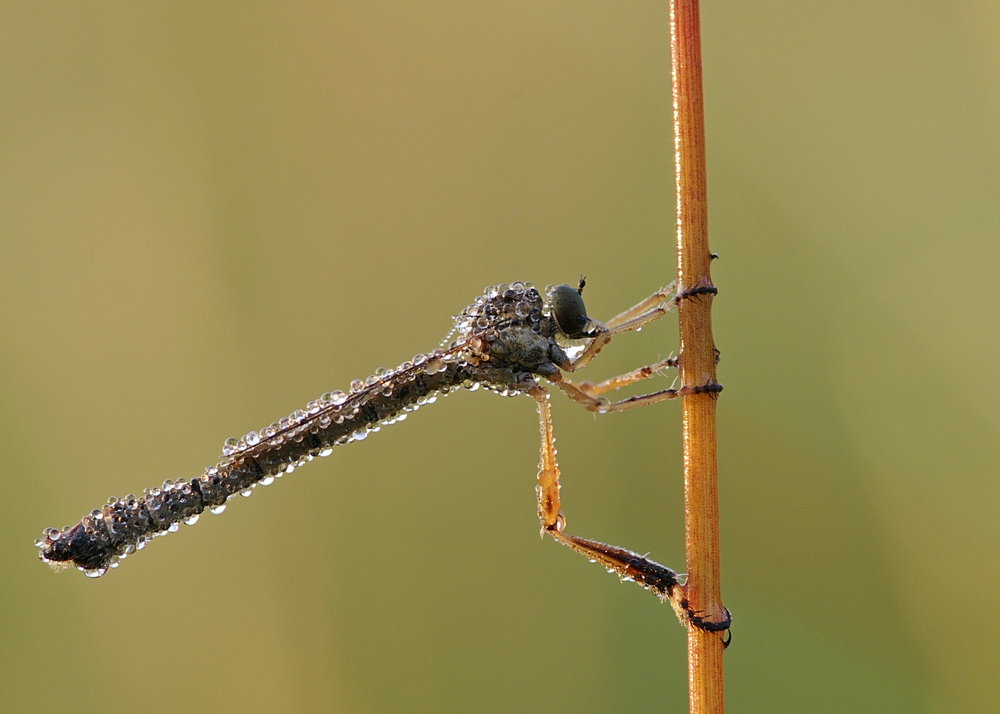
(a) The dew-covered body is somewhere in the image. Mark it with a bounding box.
[39,282,568,576]
[37,279,729,639]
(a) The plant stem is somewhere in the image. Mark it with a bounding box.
[670,1,725,712]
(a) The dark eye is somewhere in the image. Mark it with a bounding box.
[550,284,589,338]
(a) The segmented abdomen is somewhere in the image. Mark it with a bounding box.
[37,349,475,576]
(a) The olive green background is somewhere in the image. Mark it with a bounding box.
[2,3,997,712]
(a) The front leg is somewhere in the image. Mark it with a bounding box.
[603,282,677,330]
[526,386,730,639]
[557,286,679,374]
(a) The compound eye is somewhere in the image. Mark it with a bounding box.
[550,284,589,338]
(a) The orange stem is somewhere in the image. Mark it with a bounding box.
[670,1,725,712]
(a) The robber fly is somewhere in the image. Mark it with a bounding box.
[37,279,729,637]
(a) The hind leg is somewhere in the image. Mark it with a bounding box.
[526,385,730,637]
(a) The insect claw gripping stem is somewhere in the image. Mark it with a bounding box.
[687,381,723,398]
[36,280,731,639]
[675,281,718,303]
[684,606,733,633]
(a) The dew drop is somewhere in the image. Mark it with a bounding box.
[240,489,253,498]
[259,476,274,486]
[318,447,334,457]
[209,504,227,515]
[183,515,200,526]
[352,430,368,441]
[325,390,348,406]
[84,567,107,578]
[244,431,260,447]
[222,437,239,456]
[168,523,180,533]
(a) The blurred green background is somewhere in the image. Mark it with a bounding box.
[2,2,997,712]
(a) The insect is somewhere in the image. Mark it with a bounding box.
[37,279,729,636]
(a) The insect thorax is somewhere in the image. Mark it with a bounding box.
[452,282,558,375]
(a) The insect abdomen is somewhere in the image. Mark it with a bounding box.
[36,350,476,576]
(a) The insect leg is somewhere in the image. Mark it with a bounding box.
[530,385,562,531]
[573,356,678,397]
[603,283,677,330]
[551,374,720,414]
[526,385,730,637]
[560,288,678,373]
